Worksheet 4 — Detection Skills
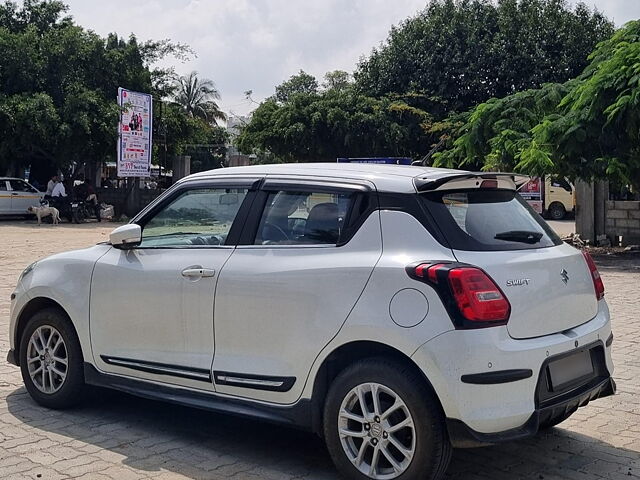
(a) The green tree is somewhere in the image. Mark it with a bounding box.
[355,0,613,114]
[433,82,571,172]
[435,20,640,190]
[0,0,198,180]
[173,71,225,123]
[274,70,318,103]
[322,70,352,91]
[158,102,228,172]
[237,87,435,162]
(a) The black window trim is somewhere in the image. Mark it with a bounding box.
[131,177,263,249]
[237,178,377,247]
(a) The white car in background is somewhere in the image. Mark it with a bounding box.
[0,177,44,216]
[8,164,615,480]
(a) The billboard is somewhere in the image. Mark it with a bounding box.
[117,88,153,177]
[519,177,543,214]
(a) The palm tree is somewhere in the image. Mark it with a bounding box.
[173,71,226,122]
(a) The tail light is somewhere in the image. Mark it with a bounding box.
[409,262,510,328]
[582,251,605,300]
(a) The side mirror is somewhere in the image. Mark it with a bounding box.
[110,224,142,249]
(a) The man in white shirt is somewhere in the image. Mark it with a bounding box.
[51,181,67,197]
[45,175,58,196]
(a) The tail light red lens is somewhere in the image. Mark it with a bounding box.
[447,268,510,322]
[582,251,605,300]
[409,263,510,327]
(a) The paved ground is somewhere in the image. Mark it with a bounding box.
[0,219,637,480]
[547,219,575,238]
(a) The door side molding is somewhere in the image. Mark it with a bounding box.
[213,371,295,392]
[100,356,211,382]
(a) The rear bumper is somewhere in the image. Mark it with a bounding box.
[411,301,614,435]
[447,375,616,448]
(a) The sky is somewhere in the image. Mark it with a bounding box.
[61,0,640,117]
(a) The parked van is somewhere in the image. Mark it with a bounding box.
[520,176,574,220]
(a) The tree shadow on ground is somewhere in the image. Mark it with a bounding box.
[5,386,639,479]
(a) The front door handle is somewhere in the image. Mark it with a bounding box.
[181,267,215,278]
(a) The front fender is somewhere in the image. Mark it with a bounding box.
[12,244,112,361]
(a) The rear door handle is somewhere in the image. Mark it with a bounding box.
[181,267,216,278]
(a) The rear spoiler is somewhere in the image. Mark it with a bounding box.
[414,172,530,192]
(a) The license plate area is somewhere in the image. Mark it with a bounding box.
[536,342,608,408]
[548,349,593,391]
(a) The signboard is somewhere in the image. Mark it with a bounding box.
[117,88,153,177]
[519,177,543,214]
[337,157,412,165]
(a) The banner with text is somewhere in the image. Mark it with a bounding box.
[117,88,153,177]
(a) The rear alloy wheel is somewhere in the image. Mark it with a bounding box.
[324,359,451,480]
[338,382,416,478]
[19,308,85,409]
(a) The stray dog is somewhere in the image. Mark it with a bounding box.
[27,205,61,225]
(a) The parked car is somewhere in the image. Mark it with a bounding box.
[0,177,44,216]
[8,164,614,480]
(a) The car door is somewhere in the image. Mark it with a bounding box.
[90,179,258,390]
[212,179,382,403]
[0,181,11,214]
[8,179,42,214]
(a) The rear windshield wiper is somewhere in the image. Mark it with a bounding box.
[494,230,543,244]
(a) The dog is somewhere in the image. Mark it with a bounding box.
[27,205,61,225]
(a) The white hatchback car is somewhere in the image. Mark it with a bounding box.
[8,164,615,480]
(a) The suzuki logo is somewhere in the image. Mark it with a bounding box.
[560,269,569,284]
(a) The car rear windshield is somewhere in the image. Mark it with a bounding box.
[419,189,562,251]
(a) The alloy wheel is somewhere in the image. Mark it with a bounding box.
[26,325,68,394]
[338,382,416,479]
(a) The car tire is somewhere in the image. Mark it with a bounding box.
[547,202,566,221]
[19,308,85,409]
[323,358,452,480]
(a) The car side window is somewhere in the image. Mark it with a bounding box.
[0,181,7,191]
[139,188,248,247]
[254,190,353,245]
[9,180,36,192]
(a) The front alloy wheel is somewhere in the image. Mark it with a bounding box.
[338,382,415,479]
[26,325,68,394]
[19,308,85,409]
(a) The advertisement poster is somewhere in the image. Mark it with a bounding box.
[117,88,153,177]
[519,177,543,214]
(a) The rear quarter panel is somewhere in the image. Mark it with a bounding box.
[299,209,457,399]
